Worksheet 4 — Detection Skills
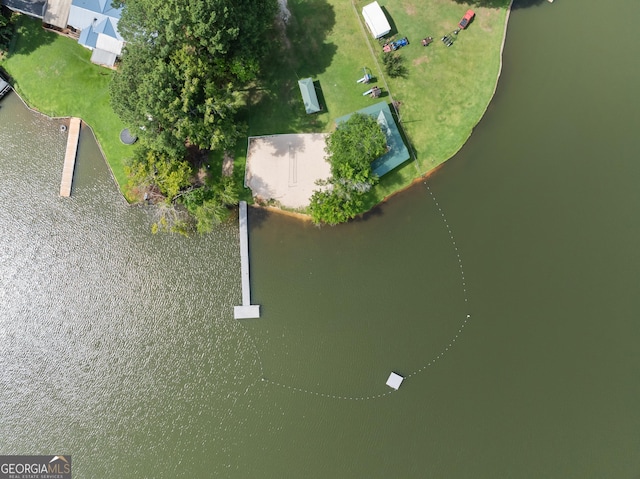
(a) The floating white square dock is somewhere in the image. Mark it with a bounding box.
[386,372,404,390]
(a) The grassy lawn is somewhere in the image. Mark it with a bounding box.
[0,15,134,192]
[1,1,508,213]
[244,0,388,135]
[244,0,508,209]
[356,0,508,204]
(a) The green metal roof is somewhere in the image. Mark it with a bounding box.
[298,78,321,114]
[335,102,410,177]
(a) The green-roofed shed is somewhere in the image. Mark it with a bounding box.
[298,78,321,114]
[335,102,410,177]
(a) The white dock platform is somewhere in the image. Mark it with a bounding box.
[60,117,81,197]
[234,201,261,319]
[386,372,404,390]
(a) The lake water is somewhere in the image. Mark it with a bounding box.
[2,0,640,477]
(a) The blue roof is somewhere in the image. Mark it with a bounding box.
[71,0,121,18]
[78,23,98,48]
[78,17,119,47]
[335,102,410,177]
[93,17,118,37]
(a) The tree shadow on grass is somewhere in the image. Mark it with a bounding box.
[286,0,336,77]
[242,0,336,136]
[6,15,55,57]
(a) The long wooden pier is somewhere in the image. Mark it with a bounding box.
[234,201,261,319]
[59,117,81,197]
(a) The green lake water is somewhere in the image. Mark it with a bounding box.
[1,0,640,477]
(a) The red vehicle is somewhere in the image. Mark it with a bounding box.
[459,10,475,29]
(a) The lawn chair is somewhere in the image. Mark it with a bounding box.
[421,37,433,47]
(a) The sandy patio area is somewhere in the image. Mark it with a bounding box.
[245,133,331,209]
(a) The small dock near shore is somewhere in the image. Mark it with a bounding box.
[59,117,81,197]
[234,201,261,319]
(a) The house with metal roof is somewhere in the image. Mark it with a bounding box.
[2,0,124,67]
[67,0,124,67]
[0,0,45,19]
[298,78,321,114]
[335,102,410,177]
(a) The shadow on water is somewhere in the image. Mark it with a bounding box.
[246,205,273,231]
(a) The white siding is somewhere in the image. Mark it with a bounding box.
[96,34,123,55]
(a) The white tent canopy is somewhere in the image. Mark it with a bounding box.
[362,1,391,39]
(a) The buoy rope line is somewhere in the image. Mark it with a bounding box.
[237,179,472,400]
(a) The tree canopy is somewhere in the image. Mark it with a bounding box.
[309,114,387,225]
[111,0,278,155]
[110,0,277,234]
[0,8,15,54]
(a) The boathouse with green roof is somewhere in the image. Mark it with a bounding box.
[335,102,410,177]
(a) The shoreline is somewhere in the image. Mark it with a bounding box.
[4,90,129,205]
[252,0,514,222]
[2,0,513,223]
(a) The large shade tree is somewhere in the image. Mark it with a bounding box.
[111,0,278,155]
[309,113,387,225]
[110,0,277,234]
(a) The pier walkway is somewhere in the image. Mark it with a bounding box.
[59,117,81,197]
[234,201,261,319]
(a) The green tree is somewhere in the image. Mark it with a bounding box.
[111,0,275,234]
[182,176,239,233]
[111,0,277,154]
[309,183,367,226]
[326,113,387,183]
[310,113,387,225]
[0,8,14,52]
[125,148,193,203]
[381,52,407,79]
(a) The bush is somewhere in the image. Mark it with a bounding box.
[382,52,407,79]
[309,113,386,225]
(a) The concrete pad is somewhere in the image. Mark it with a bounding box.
[245,133,331,209]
